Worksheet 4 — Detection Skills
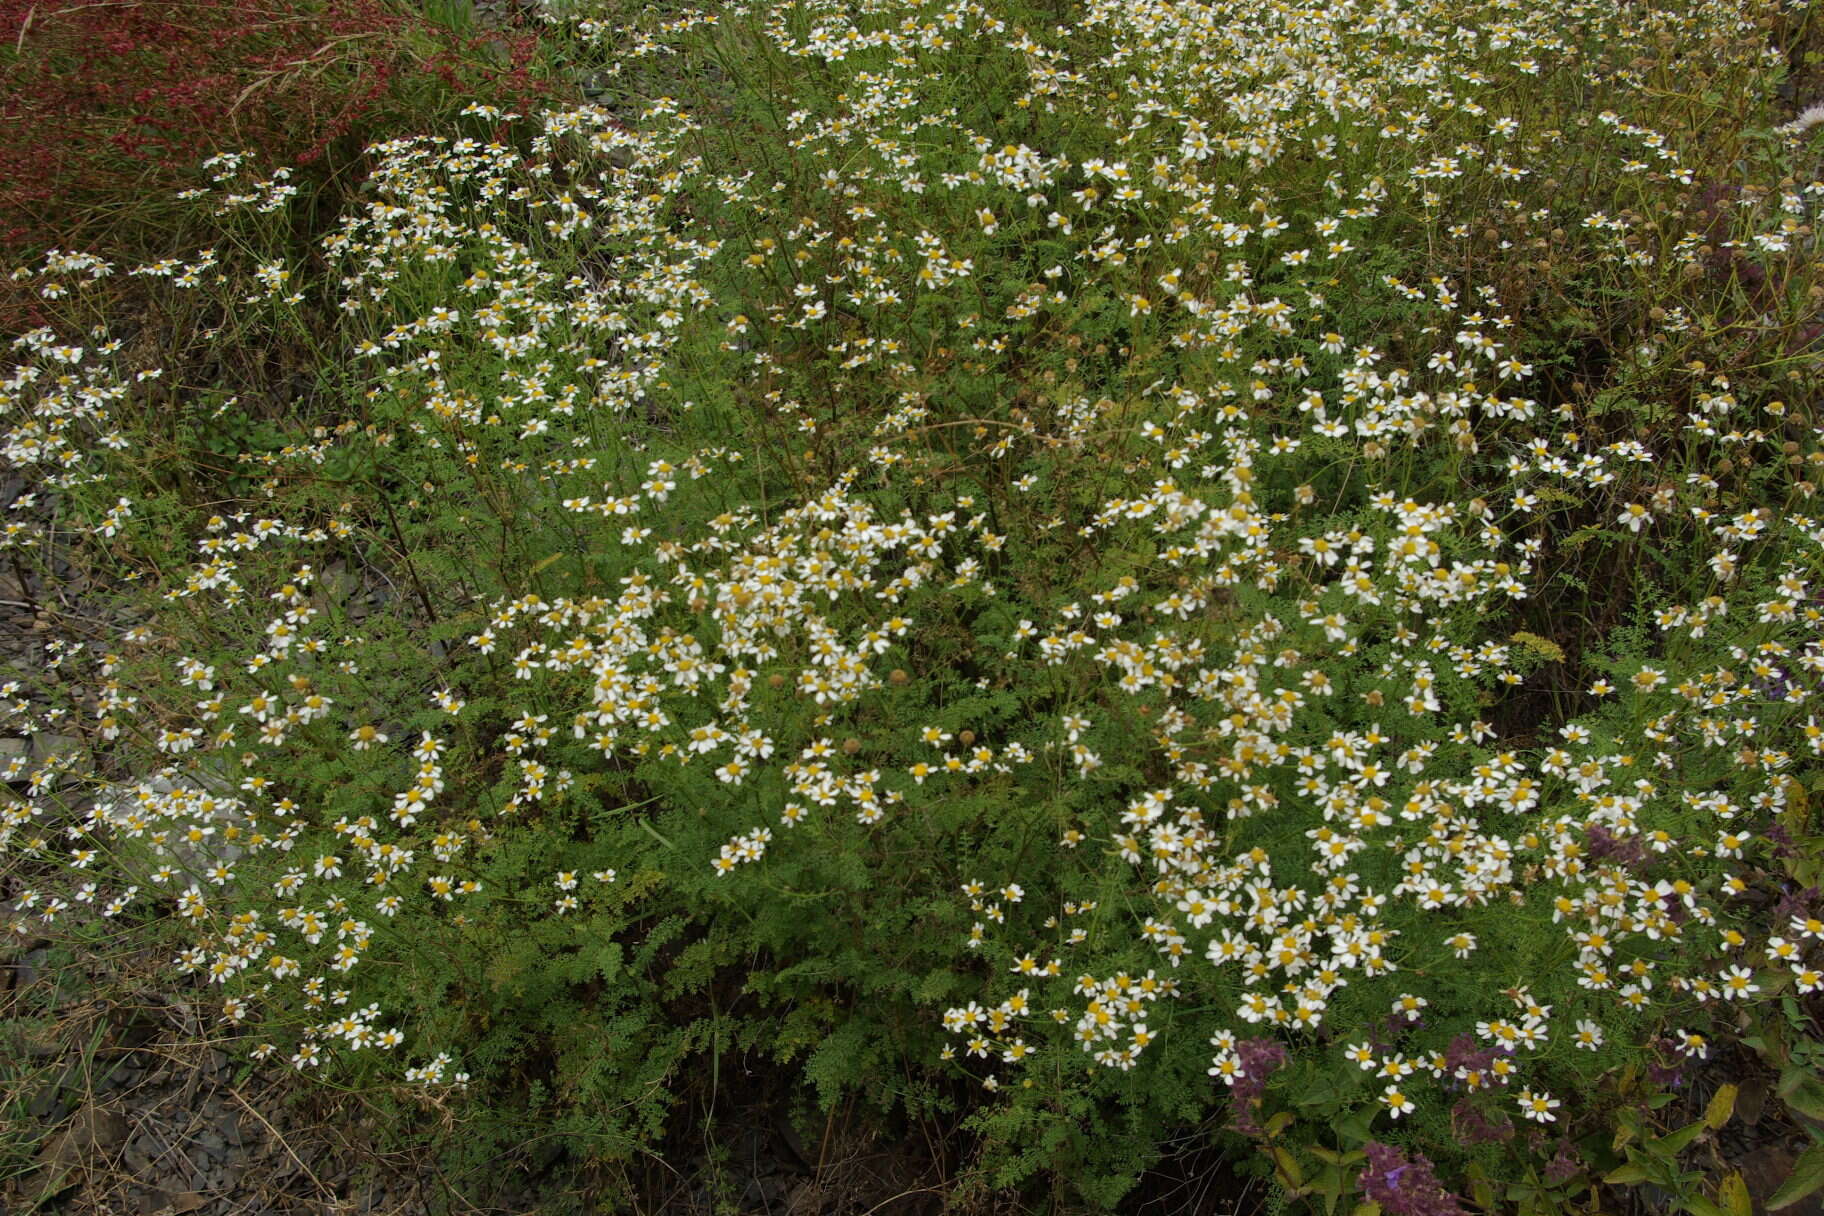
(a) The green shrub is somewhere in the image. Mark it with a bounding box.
[3,0,1824,1211]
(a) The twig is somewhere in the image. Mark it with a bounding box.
[378,490,439,628]
[858,1186,948,1216]
[9,554,37,616]
[226,1082,338,1203]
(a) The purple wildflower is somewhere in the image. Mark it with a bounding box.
[1359,1142,1468,1216]
[1225,1037,1288,1137]
[1585,824,1648,871]
[1774,879,1819,922]
[1452,1096,1514,1145]
[1543,1139,1583,1186]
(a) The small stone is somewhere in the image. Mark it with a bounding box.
[28,732,80,765]
[38,1106,129,1180]
[26,1087,67,1121]
[318,565,361,604]
[100,1062,139,1092]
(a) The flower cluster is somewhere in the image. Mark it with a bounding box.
[1360,1141,1469,1216]
[0,0,1819,1206]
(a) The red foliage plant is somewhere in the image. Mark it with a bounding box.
[0,0,566,263]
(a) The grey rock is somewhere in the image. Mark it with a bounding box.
[318,563,361,606]
[31,732,84,765]
[26,1088,68,1121]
